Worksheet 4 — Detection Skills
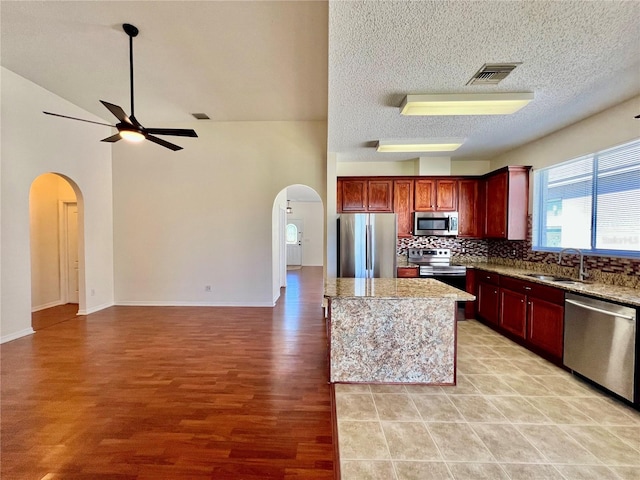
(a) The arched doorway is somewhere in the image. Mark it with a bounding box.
[271,185,323,303]
[29,173,84,330]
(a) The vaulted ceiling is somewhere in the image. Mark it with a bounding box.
[2,1,639,163]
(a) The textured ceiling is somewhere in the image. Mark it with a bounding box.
[329,0,640,162]
[2,1,639,164]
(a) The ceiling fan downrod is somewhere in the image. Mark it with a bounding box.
[123,23,139,119]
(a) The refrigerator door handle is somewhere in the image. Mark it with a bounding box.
[365,224,371,274]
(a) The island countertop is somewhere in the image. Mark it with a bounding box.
[324,277,475,301]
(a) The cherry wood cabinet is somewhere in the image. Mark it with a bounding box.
[414,179,458,212]
[393,179,414,237]
[337,178,393,213]
[498,275,565,360]
[499,282,528,339]
[338,178,367,212]
[474,270,565,362]
[458,179,483,238]
[484,166,530,240]
[397,266,419,278]
[476,272,500,326]
[368,179,394,212]
[465,268,477,320]
[527,297,564,359]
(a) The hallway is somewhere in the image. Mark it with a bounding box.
[1,267,335,479]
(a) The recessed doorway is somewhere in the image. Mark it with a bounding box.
[29,173,83,330]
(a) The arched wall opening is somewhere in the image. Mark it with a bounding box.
[271,184,324,304]
[29,173,85,329]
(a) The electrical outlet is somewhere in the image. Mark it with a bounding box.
[512,249,517,256]
[205,285,212,292]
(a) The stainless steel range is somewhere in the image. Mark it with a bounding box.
[407,248,467,291]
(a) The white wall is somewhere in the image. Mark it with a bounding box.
[490,95,640,210]
[1,67,114,342]
[337,158,492,177]
[288,201,324,266]
[337,160,417,176]
[272,189,287,303]
[112,120,326,307]
[491,96,640,173]
[326,153,338,277]
[450,160,492,176]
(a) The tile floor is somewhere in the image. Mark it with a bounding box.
[334,319,640,480]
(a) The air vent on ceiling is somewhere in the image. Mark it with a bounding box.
[466,63,521,85]
[191,113,210,120]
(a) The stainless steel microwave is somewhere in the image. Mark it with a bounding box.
[414,212,459,236]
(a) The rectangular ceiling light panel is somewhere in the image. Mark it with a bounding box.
[400,93,534,115]
[376,139,464,153]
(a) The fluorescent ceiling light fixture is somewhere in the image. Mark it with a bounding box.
[400,93,534,115]
[376,138,464,153]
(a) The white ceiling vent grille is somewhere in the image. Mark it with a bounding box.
[467,63,521,85]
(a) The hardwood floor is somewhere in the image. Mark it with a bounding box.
[32,303,80,331]
[1,267,335,480]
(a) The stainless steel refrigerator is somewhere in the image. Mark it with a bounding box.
[338,213,397,278]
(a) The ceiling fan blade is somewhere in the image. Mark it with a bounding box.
[101,134,122,143]
[43,111,115,127]
[145,128,198,138]
[146,135,183,151]
[100,100,133,125]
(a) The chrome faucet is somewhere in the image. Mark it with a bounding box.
[558,248,589,281]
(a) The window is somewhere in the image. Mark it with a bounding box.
[286,223,298,244]
[533,138,640,258]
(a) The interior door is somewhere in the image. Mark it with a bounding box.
[286,219,303,266]
[66,203,79,303]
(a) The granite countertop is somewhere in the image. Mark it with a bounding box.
[466,263,640,308]
[324,278,475,301]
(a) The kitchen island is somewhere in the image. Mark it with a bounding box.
[324,278,475,384]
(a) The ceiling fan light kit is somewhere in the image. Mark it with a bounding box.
[43,23,197,151]
[400,92,534,116]
[376,139,464,153]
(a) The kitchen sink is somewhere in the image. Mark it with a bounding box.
[524,273,584,284]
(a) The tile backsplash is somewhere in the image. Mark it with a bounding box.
[398,215,639,288]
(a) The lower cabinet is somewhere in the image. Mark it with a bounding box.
[475,270,565,362]
[477,278,500,326]
[527,297,564,359]
[397,266,419,278]
[499,288,527,338]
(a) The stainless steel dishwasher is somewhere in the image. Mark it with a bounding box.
[564,293,637,402]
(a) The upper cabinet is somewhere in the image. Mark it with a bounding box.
[368,179,394,212]
[458,179,483,238]
[337,167,530,239]
[393,179,414,237]
[337,178,393,213]
[414,179,458,212]
[484,166,530,240]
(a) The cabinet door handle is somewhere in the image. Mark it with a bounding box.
[523,286,532,291]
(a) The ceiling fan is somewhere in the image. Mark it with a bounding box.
[43,23,197,151]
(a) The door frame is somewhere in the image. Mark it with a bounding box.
[286,217,304,266]
[58,201,78,304]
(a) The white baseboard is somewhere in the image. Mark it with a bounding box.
[1,327,35,344]
[78,302,114,316]
[115,300,275,307]
[31,299,64,313]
